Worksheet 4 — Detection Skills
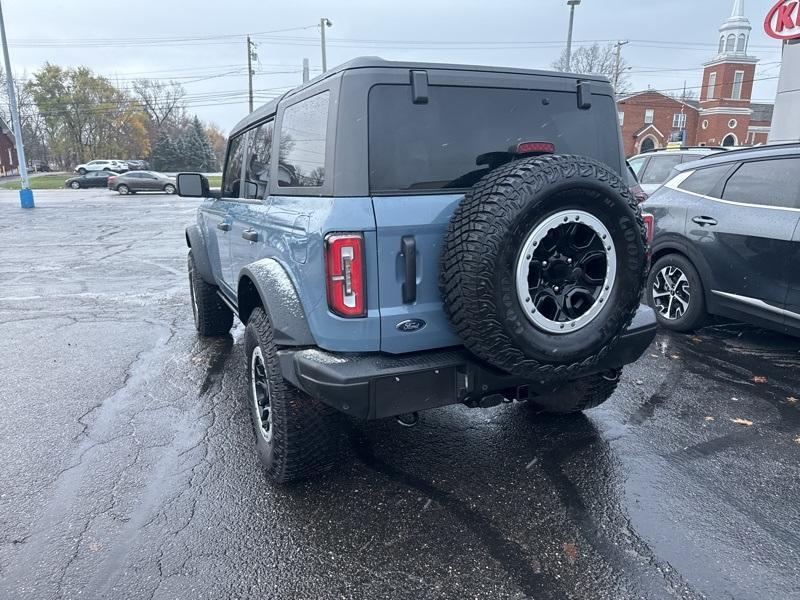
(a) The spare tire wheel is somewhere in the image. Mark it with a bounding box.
[440,154,647,379]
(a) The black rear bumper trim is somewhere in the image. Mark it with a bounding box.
[278,305,657,420]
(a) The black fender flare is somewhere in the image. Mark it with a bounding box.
[237,259,315,346]
[185,225,215,285]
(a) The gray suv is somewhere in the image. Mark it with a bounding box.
[178,58,656,483]
[645,143,800,335]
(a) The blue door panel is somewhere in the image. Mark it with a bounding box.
[230,195,381,352]
[198,200,232,288]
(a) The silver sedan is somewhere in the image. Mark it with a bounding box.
[108,171,177,195]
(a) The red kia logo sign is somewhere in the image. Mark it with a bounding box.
[765,0,800,39]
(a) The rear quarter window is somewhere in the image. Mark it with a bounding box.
[368,84,621,193]
[278,91,329,188]
[677,164,731,196]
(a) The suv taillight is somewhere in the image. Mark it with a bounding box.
[642,213,654,245]
[325,233,366,318]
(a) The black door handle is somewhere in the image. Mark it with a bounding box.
[401,235,416,303]
[217,222,231,231]
[242,229,259,242]
[692,216,717,227]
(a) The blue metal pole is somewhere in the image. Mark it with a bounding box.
[0,0,34,208]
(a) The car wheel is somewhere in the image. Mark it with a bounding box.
[647,254,706,332]
[527,369,621,413]
[164,184,176,194]
[69,181,81,189]
[77,168,86,175]
[188,251,233,336]
[117,184,130,195]
[440,154,647,380]
[244,307,341,484]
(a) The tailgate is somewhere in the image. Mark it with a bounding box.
[372,194,463,353]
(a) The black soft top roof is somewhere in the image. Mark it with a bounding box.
[230,56,609,137]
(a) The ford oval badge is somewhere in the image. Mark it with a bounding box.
[396,319,426,332]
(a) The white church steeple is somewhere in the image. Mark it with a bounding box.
[717,0,752,57]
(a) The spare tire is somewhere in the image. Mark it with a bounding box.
[439,154,647,380]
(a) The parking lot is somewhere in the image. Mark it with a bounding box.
[1,189,798,600]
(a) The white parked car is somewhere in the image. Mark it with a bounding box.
[74,159,128,175]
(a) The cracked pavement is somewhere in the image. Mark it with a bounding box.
[1,189,799,599]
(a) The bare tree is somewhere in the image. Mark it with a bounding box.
[131,79,186,129]
[0,69,50,164]
[551,43,631,95]
[666,87,698,103]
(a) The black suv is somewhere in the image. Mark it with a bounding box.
[645,143,800,335]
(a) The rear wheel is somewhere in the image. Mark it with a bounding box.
[244,307,340,483]
[117,184,130,195]
[528,369,621,413]
[647,254,706,332]
[188,251,233,336]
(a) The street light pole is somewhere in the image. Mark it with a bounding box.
[0,0,33,208]
[565,0,581,72]
[320,18,332,73]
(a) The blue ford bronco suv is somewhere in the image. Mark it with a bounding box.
[178,58,657,483]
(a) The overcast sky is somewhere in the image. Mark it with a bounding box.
[2,0,785,132]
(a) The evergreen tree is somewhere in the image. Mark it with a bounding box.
[187,116,217,171]
[149,133,177,171]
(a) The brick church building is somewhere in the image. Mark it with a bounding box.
[617,0,773,157]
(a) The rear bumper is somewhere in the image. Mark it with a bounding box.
[279,305,657,420]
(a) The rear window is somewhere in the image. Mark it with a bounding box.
[368,84,621,193]
[640,155,683,185]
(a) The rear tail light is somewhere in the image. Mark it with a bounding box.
[642,213,655,245]
[325,233,366,318]
[514,141,556,155]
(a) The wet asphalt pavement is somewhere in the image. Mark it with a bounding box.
[1,189,799,600]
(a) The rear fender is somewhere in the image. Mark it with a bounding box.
[238,259,315,346]
[185,225,215,285]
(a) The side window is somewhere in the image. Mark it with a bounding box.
[640,155,682,185]
[243,119,274,200]
[222,134,245,198]
[721,158,800,209]
[628,156,647,177]
[278,91,329,188]
[677,165,730,196]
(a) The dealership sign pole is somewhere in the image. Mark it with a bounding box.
[0,1,33,208]
[765,0,800,143]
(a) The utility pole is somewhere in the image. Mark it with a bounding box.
[0,0,33,208]
[247,35,256,113]
[302,58,309,83]
[612,40,629,93]
[320,18,332,72]
[565,0,581,71]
